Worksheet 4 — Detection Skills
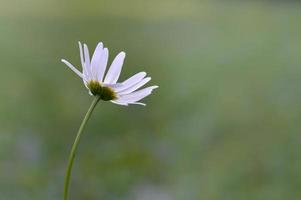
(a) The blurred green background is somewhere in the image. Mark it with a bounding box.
[1,0,301,199]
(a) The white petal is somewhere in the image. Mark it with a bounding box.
[114,72,146,92]
[88,90,93,96]
[131,102,146,106]
[83,43,92,79]
[118,86,158,102]
[79,42,89,80]
[118,100,146,106]
[83,79,89,88]
[97,48,109,82]
[61,59,83,78]
[91,42,104,80]
[118,77,151,95]
[78,42,85,68]
[83,44,91,66]
[102,83,123,89]
[104,52,125,84]
[111,100,128,106]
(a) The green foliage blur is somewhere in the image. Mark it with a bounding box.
[1,0,301,199]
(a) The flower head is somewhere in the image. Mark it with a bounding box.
[62,42,158,106]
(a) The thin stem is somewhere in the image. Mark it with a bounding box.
[63,96,101,200]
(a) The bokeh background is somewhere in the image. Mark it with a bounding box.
[1,0,301,199]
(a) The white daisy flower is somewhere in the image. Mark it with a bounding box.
[61,42,158,106]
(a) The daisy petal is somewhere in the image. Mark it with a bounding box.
[91,42,104,79]
[78,42,85,68]
[118,77,151,95]
[83,44,91,66]
[104,52,125,84]
[131,102,146,106]
[114,72,146,92]
[111,100,128,106]
[103,83,123,89]
[97,48,109,82]
[61,59,83,78]
[118,86,158,102]
[83,43,92,79]
[112,99,146,106]
[79,42,89,80]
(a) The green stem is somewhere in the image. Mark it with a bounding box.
[63,96,101,200]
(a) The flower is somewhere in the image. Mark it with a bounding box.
[61,42,158,106]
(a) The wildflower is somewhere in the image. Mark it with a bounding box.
[62,42,158,106]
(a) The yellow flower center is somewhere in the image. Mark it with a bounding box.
[87,80,117,101]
